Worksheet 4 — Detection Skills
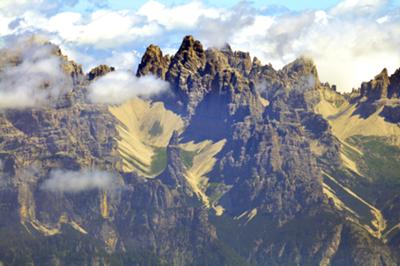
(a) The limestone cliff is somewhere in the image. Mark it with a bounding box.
[0,36,399,266]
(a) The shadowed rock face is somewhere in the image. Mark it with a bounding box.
[360,67,400,102]
[388,68,400,98]
[360,68,390,101]
[349,67,400,122]
[0,36,399,266]
[381,105,400,123]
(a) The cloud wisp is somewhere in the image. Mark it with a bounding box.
[0,0,399,92]
[233,5,400,91]
[0,37,71,109]
[197,1,255,48]
[0,0,78,16]
[41,169,114,193]
[88,70,170,104]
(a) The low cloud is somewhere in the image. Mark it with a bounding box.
[137,0,220,30]
[103,50,140,71]
[230,3,400,91]
[0,36,71,109]
[58,45,140,72]
[44,10,161,49]
[197,1,255,48]
[41,169,114,193]
[1,0,399,92]
[88,70,169,104]
[331,0,388,16]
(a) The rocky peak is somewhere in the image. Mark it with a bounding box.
[52,45,83,84]
[203,48,231,75]
[388,67,400,98]
[360,68,390,101]
[252,57,262,68]
[249,58,277,85]
[209,44,253,77]
[176,35,205,57]
[87,65,115,81]
[166,36,207,92]
[220,43,233,54]
[230,51,253,76]
[0,40,83,84]
[265,57,320,104]
[282,57,319,83]
[173,35,206,69]
[137,44,171,79]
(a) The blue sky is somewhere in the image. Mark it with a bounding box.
[104,0,340,10]
[69,0,400,11]
[0,0,400,91]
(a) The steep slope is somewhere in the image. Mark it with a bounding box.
[0,36,399,265]
[315,67,400,250]
[136,36,398,264]
[109,97,184,176]
[316,68,400,142]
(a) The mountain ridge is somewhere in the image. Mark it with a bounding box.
[0,35,399,265]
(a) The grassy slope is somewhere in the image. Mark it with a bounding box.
[323,135,400,242]
[346,136,400,184]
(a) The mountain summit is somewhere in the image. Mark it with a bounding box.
[0,36,400,265]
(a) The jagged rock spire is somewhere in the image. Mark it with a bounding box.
[360,68,390,100]
[166,35,207,91]
[282,57,319,83]
[87,64,115,80]
[388,67,400,98]
[137,44,171,79]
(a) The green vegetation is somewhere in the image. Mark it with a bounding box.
[148,121,163,137]
[322,173,375,227]
[120,150,150,174]
[210,210,341,266]
[179,149,197,169]
[0,223,167,266]
[326,135,400,231]
[150,147,167,175]
[195,240,251,266]
[345,136,400,184]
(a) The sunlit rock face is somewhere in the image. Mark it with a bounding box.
[0,36,399,266]
[87,64,115,81]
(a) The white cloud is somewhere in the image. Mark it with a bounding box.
[197,1,255,48]
[228,2,400,91]
[41,169,114,193]
[58,44,98,71]
[88,71,169,104]
[376,15,389,23]
[137,0,220,30]
[330,0,388,16]
[68,10,151,48]
[58,44,140,73]
[0,37,71,109]
[103,50,140,71]
[0,0,78,16]
[4,10,161,49]
[1,0,399,92]
[0,14,13,36]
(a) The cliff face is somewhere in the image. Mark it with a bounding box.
[0,36,399,265]
[350,67,400,123]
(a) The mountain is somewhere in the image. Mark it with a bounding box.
[0,35,400,265]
